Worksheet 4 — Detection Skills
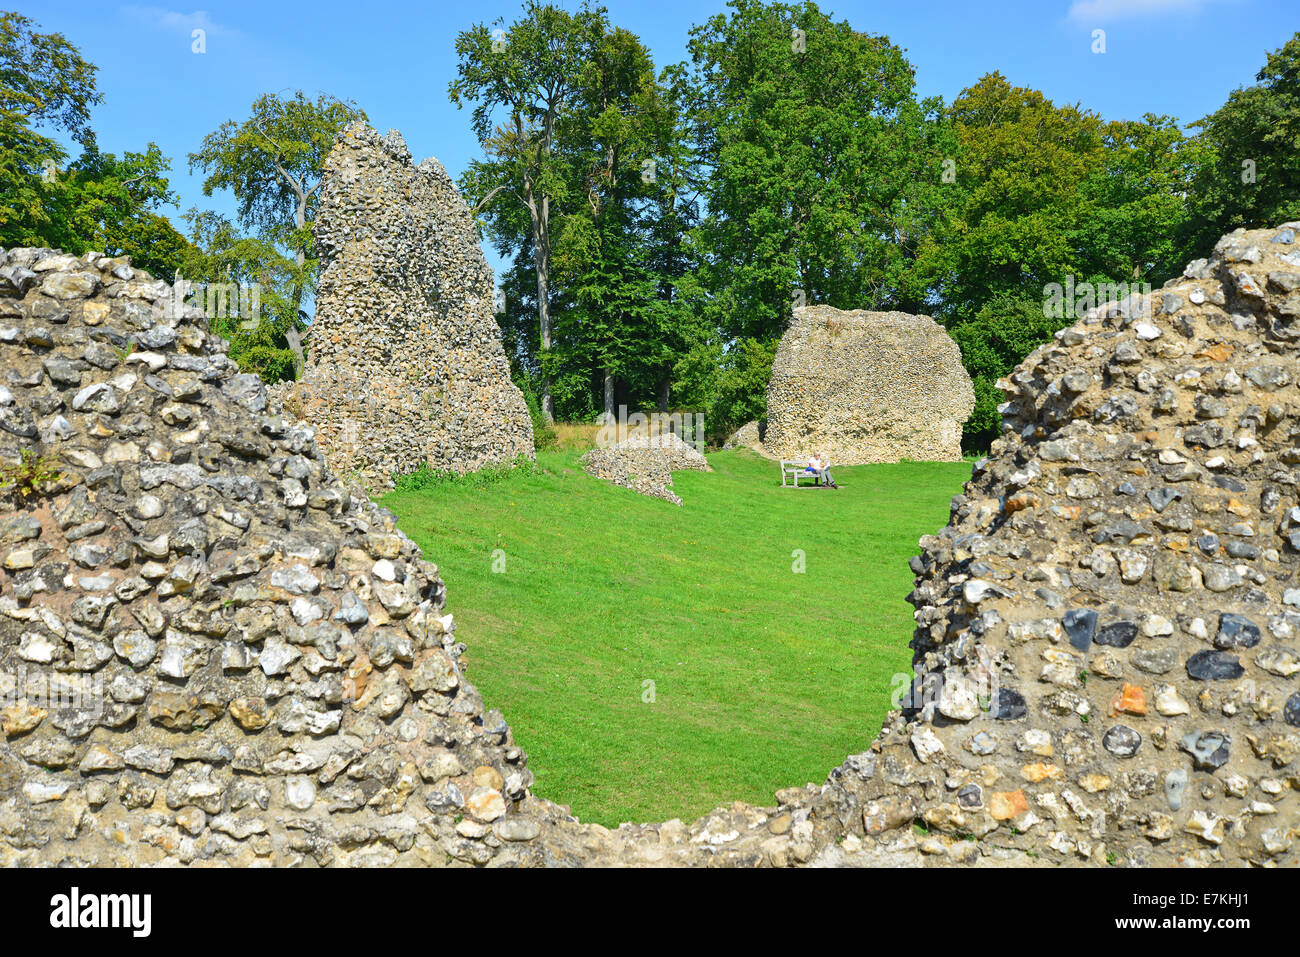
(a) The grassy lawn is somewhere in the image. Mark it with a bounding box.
[381,448,970,827]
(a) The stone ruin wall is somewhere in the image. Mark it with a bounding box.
[4,221,1300,868]
[764,305,975,464]
[881,223,1300,866]
[271,123,533,492]
[0,247,548,866]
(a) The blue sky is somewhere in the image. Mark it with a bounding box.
[24,0,1300,279]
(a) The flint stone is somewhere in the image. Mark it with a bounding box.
[1102,725,1142,758]
[1186,650,1245,680]
[1215,613,1261,649]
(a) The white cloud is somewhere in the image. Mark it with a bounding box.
[1066,0,1228,22]
[121,6,236,37]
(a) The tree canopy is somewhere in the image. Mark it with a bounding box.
[682,0,954,341]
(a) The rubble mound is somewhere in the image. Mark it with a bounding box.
[722,419,768,454]
[580,431,710,505]
[764,305,974,464]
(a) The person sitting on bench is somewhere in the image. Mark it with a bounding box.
[805,453,838,489]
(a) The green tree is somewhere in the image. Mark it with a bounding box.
[1072,114,1206,286]
[922,72,1106,326]
[551,24,702,418]
[0,10,99,246]
[0,12,194,275]
[680,0,953,342]
[640,92,704,413]
[189,91,364,337]
[924,74,1106,449]
[924,74,1202,449]
[0,11,99,146]
[46,143,195,277]
[451,1,613,422]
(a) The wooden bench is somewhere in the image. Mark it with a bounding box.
[780,459,827,488]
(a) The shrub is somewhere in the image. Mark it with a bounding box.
[671,336,777,445]
[712,337,777,438]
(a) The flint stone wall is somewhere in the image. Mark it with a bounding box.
[722,419,767,454]
[885,223,1300,866]
[764,305,974,464]
[272,123,533,491]
[0,247,552,866]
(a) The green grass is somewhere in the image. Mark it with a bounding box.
[381,448,970,827]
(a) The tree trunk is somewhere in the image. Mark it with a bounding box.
[657,375,669,413]
[525,177,554,424]
[533,235,553,424]
[603,369,615,419]
[292,194,307,318]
